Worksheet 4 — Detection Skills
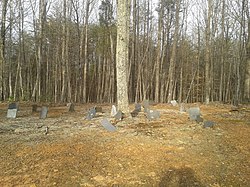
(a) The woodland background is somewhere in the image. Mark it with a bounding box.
[0,0,249,105]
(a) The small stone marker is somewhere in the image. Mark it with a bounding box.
[86,107,96,120]
[67,103,75,112]
[32,104,38,112]
[146,110,160,120]
[203,121,215,128]
[142,100,150,112]
[40,106,48,119]
[135,103,141,112]
[111,105,117,117]
[187,107,201,121]
[8,102,19,110]
[101,118,116,132]
[170,100,178,106]
[114,110,123,120]
[180,103,186,113]
[95,106,102,113]
[7,109,17,119]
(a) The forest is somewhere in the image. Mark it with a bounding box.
[0,0,249,105]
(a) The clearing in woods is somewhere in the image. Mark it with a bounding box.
[0,102,249,186]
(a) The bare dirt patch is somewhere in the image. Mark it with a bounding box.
[0,102,249,186]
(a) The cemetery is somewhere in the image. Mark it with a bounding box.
[0,102,249,186]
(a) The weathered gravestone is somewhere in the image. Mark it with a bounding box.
[203,121,215,128]
[114,110,123,120]
[187,107,201,121]
[146,110,160,120]
[86,107,96,120]
[32,104,38,112]
[170,100,178,107]
[135,103,141,112]
[7,103,19,119]
[100,118,116,132]
[40,106,48,119]
[67,103,75,112]
[111,105,117,117]
[142,100,150,112]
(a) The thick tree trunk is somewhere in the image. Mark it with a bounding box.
[116,0,130,113]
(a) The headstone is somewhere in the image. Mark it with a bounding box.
[7,109,17,119]
[203,121,215,128]
[135,103,141,112]
[146,110,160,120]
[86,107,96,120]
[142,100,150,112]
[32,104,38,112]
[170,100,178,106]
[111,105,117,117]
[95,106,103,113]
[114,110,123,120]
[8,102,19,110]
[131,110,139,117]
[101,118,116,132]
[67,103,75,112]
[40,106,48,119]
[180,103,186,113]
[187,107,201,121]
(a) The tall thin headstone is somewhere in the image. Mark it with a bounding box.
[40,106,48,119]
[111,105,117,117]
[7,103,18,119]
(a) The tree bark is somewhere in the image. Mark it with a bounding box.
[116,0,130,113]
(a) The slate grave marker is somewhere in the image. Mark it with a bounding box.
[146,110,160,120]
[135,103,141,112]
[100,118,116,132]
[203,121,215,128]
[40,106,48,119]
[187,107,201,121]
[86,107,96,120]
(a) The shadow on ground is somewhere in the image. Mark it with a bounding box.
[159,167,204,187]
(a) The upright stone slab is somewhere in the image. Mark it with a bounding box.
[187,107,201,121]
[8,102,19,110]
[101,118,116,132]
[7,103,18,119]
[40,106,48,119]
[146,110,160,120]
[86,107,96,120]
[111,105,117,117]
[7,109,17,119]
[142,100,150,112]
[32,104,38,112]
[135,103,141,112]
[170,100,178,106]
[67,103,75,112]
[114,110,123,120]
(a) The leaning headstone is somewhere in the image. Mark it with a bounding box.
[135,103,141,112]
[9,102,19,110]
[203,121,215,128]
[101,118,116,132]
[32,104,38,112]
[67,103,75,112]
[40,106,48,119]
[7,109,17,119]
[187,107,201,121]
[146,110,160,120]
[142,100,150,112]
[111,105,117,117]
[86,107,96,120]
[114,110,123,120]
[170,100,178,107]
[131,110,139,117]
